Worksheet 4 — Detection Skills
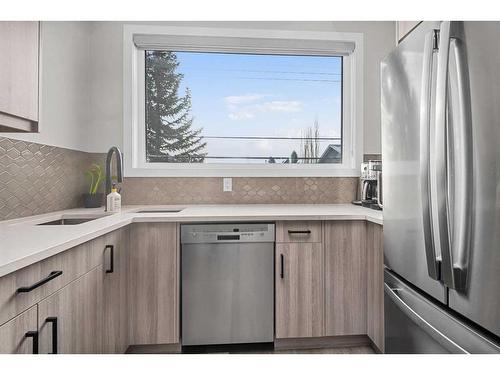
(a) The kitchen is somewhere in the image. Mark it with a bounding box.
[1,1,499,373]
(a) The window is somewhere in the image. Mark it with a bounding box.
[124,26,363,176]
[145,51,342,164]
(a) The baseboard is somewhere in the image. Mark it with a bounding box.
[125,343,182,354]
[368,338,384,354]
[125,336,374,354]
[274,335,370,351]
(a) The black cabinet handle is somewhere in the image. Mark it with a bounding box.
[105,245,114,273]
[24,331,38,354]
[287,230,312,235]
[280,254,284,279]
[16,271,63,293]
[45,317,58,354]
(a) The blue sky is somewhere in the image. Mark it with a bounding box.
[174,51,342,162]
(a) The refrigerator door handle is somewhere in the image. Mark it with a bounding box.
[420,29,440,280]
[384,283,468,353]
[435,21,472,291]
[448,24,473,291]
[435,21,454,288]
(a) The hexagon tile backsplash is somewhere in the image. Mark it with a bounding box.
[1,136,361,221]
[0,137,103,221]
[121,176,358,205]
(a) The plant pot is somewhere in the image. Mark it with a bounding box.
[83,193,104,208]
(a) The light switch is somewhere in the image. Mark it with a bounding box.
[223,177,232,192]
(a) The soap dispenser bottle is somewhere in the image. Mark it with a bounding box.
[106,183,121,212]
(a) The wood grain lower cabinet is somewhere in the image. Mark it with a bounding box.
[324,221,367,336]
[128,223,179,345]
[0,305,38,354]
[0,239,99,327]
[275,242,324,338]
[0,227,131,354]
[38,266,103,354]
[99,228,129,353]
[366,222,384,352]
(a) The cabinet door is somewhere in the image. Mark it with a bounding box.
[324,221,367,336]
[0,21,39,132]
[275,243,324,338]
[128,223,179,345]
[0,305,38,354]
[100,228,129,353]
[38,266,103,354]
[367,223,384,351]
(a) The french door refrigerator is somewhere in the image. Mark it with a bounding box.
[381,21,500,353]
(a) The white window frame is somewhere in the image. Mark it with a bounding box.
[123,25,363,177]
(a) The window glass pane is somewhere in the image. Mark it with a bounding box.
[145,51,342,164]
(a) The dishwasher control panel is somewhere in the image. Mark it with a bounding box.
[181,223,275,244]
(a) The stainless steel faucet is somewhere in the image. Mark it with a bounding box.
[105,146,123,211]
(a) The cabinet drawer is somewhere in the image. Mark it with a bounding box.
[276,221,322,243]
[0,239,103,326]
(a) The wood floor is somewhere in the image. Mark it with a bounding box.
[274,346,375,354]
[127,344,375,354]
[273,345,375,354]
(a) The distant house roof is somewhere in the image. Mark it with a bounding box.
[318,144,341,163]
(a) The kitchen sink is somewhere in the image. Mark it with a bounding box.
[136,210,183,213]
[37,215,108,225]
[135,209,184,213]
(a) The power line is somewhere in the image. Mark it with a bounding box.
[234,76,341,83]
[200,135,341,141]
[177,72,341,82]
[180,67,342,76]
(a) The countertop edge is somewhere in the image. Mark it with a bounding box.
[0,219,133,278]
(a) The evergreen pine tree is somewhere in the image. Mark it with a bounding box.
[145,51,206,162]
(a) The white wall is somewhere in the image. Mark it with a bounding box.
[86,21,395,154]
[7,22,93,152]
[7,21,395,154]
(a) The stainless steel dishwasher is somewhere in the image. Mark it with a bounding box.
[181,223,275,346]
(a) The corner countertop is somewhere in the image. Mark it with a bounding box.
[0,204,382,278]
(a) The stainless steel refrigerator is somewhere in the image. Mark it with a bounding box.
[381,21,500,353]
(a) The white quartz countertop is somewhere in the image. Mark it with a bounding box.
[0,204,382,278]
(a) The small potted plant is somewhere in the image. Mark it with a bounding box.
[83,164,104,208]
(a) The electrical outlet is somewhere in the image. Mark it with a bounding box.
[223,177,232,192]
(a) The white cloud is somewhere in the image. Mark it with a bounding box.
[257,100,302,113]
[225,95,303,120]
[228,111,254,120]
[224,94,266,105]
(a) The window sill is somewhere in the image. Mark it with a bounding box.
[124,164,360,178]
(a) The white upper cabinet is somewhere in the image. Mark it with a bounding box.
[0,21,39,132]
